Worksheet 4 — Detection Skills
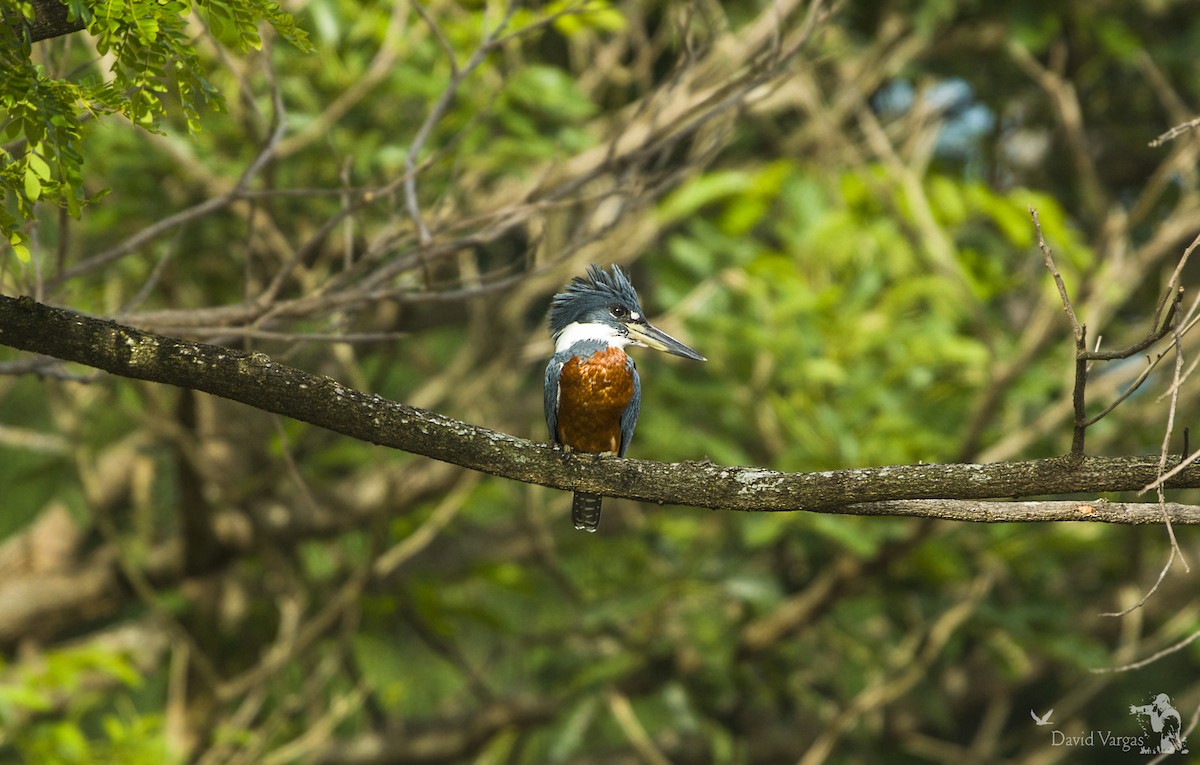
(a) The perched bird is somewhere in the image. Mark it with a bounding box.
[544,264,705,531]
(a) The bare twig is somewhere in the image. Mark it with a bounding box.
[274,0,408,158]
[1010,41,1107,218]
[1140,432,1200,493]
[1149,116,1200,148]
[798,571,993,765]
[1091,627,1200,673]
[1029,207,1084,341]
[1030,209,1194,456]
[1137,297,1200,494]
[1030,206,1088,454]
[404,2,518,244]
[217,573,368,701]
[1083,339,1177,427]
[1099,546,1176,618]
[51,195,234,287]
[373,472,481,578]
[1146,312,1190,571]
[412,0,459,77]
[1148,230,1200,330]
[607,689,675,765]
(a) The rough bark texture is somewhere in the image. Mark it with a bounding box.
[10,0,86,43]
[2,294,1199,520]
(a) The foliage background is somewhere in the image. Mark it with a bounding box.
[1,0,1199,763]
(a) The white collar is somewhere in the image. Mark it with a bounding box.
[553,322,630,354]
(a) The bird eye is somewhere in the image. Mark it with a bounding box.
[610,305,629,319]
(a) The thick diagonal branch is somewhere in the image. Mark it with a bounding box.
[3,294,1200,517]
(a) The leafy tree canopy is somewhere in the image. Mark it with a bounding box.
[0,0,311,258]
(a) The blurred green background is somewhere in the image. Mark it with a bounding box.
[1,0,1198,763]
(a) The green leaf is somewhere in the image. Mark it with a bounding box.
[548,0,626,36]
[659,170,755,224]
[0,683,53,713]
[23,166,41,200]
[26,150,50,179]
[9,232,30,262]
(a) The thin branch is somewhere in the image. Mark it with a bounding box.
[1142,309,1200,502]
[1149,116,1200,148]
[373,472,480,578]
[273,0,408,158]
[1140,437,1200,494]
[51,195,233,287]
[1082,339,1175,427]
[133,328,411,344]
[1028,207,1083,341]
[236,60,287,190]
[1030,205,1088,455]
[1093,274,1191,621]
[798,571,993,765]
[1090,627,1200,673]
[831,499,1200,524]
[1147,230,1200,332]
[1148,311,1190,570]
[1155,292,1200,402]
[412,0,459,77]
[261,684,369,765]
[404,2,518,245]
[1029,209,1195,457]
[607,689,675,765]
[1010,42,1107,219]
[1099,546,1176,618]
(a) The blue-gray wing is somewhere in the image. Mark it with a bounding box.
[618,356,640,457]
[544,355,565,445]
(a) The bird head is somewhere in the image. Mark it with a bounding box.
[548,264,705,361]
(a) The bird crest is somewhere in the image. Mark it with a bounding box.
[548,264,641,335]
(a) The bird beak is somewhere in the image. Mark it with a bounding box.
[625,321,706,361]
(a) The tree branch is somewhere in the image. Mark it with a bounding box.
[1150,115,1200,148]
[310,696,559,765]
[1029,207,1195,457]
[10,0,86,43]
[3,294,1200,519]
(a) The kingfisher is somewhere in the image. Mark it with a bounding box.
[544,264,705,531]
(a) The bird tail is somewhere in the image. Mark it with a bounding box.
[572,492,603,532]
